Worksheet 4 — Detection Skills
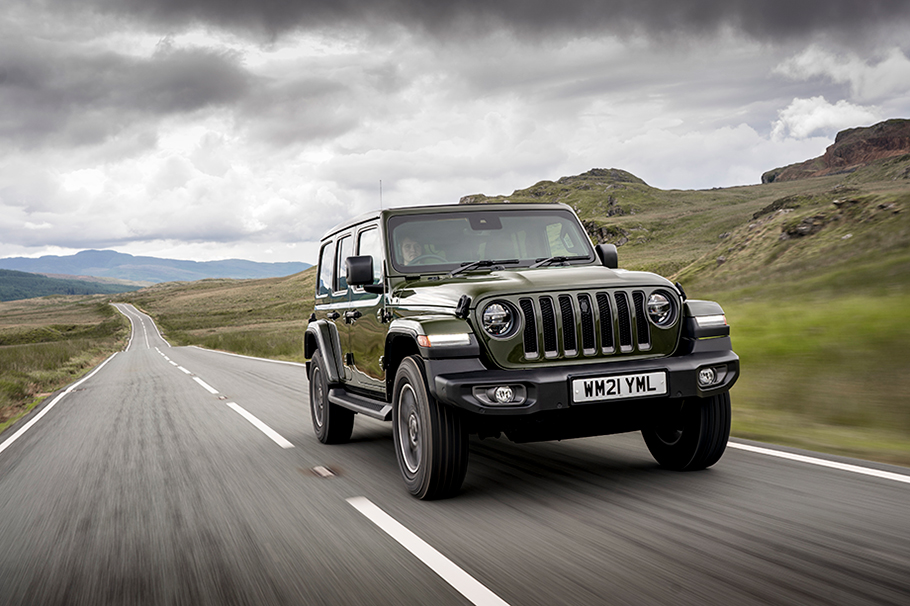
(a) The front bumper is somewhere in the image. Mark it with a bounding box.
[425,336,739,416]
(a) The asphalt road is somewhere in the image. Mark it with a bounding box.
[1,303,908,605]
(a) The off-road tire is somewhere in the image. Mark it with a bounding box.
[309,351,355,444]
[642,391,731,471]
[392,356,468,499]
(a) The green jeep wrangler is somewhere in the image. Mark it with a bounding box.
[305,203,738,499]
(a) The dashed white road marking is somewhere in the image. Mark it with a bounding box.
[225,402,294,449]
[177,366,193,375]
[347,497,511,606]
[729,442,910,485]
[193,377,219,395]
[313,466,335,478]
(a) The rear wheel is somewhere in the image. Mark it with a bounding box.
[392,356,468,499]
[309,351,354,444]
[642,392,731,470]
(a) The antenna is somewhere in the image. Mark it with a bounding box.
[379,180,383,210]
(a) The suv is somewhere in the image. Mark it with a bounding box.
[305,203,738,499]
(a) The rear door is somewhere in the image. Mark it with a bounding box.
[314,236,346,379]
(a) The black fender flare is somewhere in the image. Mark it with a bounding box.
[305,320,344,384]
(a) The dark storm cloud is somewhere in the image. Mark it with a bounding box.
[238,77,360,146]
[41,0,910,41]
[0,38,250,149]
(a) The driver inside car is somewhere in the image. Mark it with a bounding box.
[399,235,424,265]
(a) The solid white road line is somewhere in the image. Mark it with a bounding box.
[193,377,219,395]
[224,402,294,449]
[0,353,119,457]
[112,304,135,351]
[729,442,910,485]
[187,346,307,367]
[347,497,510,606]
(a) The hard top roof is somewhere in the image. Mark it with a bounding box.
[318,202,574,241]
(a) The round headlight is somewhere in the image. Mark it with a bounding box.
[481,302,515,338]
[647,292,674,326]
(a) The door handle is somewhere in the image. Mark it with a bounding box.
[326,311,340,320]
[344,310,362,323]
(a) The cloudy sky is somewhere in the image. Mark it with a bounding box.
[2,1,909,265]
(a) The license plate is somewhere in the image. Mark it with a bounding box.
[572,372,667,403]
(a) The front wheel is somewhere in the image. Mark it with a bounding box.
[642,392,731,471]
[392,356,468,499]
[309,351,354,444]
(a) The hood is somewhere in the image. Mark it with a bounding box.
[391,265,676,309]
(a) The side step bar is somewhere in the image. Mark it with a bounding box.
[328,387,392,421]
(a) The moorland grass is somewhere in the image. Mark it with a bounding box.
[172,326,308,360]
[724,292,910,465]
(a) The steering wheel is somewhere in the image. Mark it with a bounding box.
[410,254,446,265]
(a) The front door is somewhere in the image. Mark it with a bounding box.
[343,225,386,395]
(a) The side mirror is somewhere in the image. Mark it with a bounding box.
[594,243,618,269]
[345,255,374,287]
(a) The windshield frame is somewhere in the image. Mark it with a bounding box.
[386,207,595,275]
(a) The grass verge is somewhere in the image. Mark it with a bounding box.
[722,292,910,466]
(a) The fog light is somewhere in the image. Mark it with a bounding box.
[473,384,527,406]
[493,385,514,404]
[698,367,718,387]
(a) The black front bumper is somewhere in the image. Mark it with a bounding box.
[424,337,739,416]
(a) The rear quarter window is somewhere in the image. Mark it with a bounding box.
[336,235,352,292]
[316,240,335,297]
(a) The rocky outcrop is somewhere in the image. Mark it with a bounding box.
[762,119,910,183]
[582,220,630,246]
[556,168,646,186]
[458,194,492,205]
[459,168,647,205]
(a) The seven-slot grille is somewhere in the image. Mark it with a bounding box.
[518,290,655,360]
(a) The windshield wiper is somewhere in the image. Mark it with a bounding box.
[530,255,589,268]
[448,258,519,278]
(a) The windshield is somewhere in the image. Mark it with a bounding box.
[388,208,594,273]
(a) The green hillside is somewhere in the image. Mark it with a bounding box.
[0,269,141,302]
[460,157,910,297]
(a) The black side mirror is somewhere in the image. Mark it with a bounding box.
[345,255,374,286]
[594,243,618,269]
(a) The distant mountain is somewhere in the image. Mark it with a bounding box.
[762,118,910,183]
[0,250,312,284]
[0,269,141,302]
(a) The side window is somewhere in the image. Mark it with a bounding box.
[335,235,352,292]
[316,240,335,297]
[357,227,382,286]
